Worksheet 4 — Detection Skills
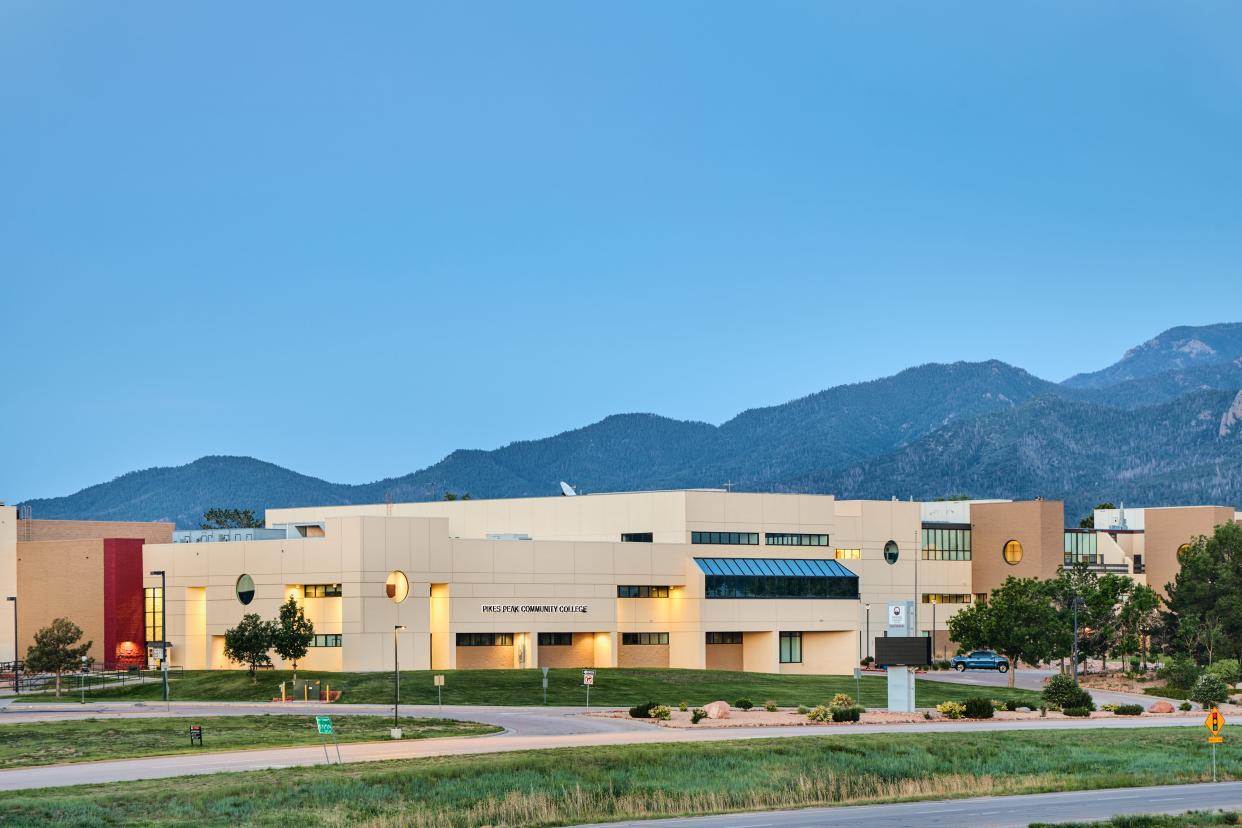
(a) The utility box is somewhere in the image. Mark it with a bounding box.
[291,678,321,700]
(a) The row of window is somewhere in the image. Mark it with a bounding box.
[143,588,163,643]
[691,531,760,546]
[764,533,830,547]
[616,585,670,598]
[921,527,972,560]
[706,631,742,645]
[704,574,859,600]
[620,532,654,543]
[303,583,342,598]
[457,633,514,647]
[834,548,861,560]
[309,634,342,647]
[622,632,670,645]
[921,593,972,604]
[538,632,573,646]
[1064,531,1098,563]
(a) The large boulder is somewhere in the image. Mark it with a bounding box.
[703,701,731,719]
[1148,701,1175,714]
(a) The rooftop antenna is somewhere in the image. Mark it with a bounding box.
[559,482,578,497]
[1118,502,1126,530]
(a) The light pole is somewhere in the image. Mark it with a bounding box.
[930,595,938,661]
[864,603,871,661]
[6,596,17,694]
[149,570,168,709]
[1071,596,1086,685]
[393,625,406,730]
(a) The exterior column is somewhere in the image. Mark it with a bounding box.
[669,630,705,669]
[742,630,779,673]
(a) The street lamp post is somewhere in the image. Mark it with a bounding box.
[930,596,938,661]
[5,596,16,694]
[393,625,406,731]
[864,603,871,661]
[149,571,168,709]
[1071,596,1086,685]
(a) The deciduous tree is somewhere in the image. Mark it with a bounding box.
[948,576,1062,688]
[224,613,275,682]
[24,618,92,698]
[272,596,315,682]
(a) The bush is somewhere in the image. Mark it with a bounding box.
[1129,655,1142,672]
[936,701,965,719]
[763,700,778,712]
[1113,704,1143,716]
[1063,706,1093,717]
[690,708,707,724]
[629,701,658,719]
[678,701,688,712]
[831,705,863,722]
[830,693,854,708]
[1191,672,1230,707]
[649,705,671,721]
[796,705,809,715]
[1100,703,1119,712]
[806,705,832,722]
[734,698,754,710]
[1042,673,1093,710]
[991,699,1009,712]
[1180,701,1193,712]
[1207,659,1241,686]
[934,659,953,671]
[963,697,994,719]
[1158,656,1200,690]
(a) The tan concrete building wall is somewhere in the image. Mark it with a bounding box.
[971,500,1064,595]
[1144,506,1236,597]
[705,642,743,671]
[780,630,854,675]
[537,633,595,668]
[15,539,105,663]
[456,643,516,670]
[0,506,16,664]
[618,643,670,667]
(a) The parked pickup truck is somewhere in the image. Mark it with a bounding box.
[950,650,1010,672]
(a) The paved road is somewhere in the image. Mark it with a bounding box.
[929,667,1184,709]
[0,699,1208,792]
[573,782,1242,827]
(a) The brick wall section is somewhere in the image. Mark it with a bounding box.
[17,520,172,544]
[16,539,105,663]
[618,643,670,668]
[455,644,515,669]
[538,633,596,668]
[705,643,743,671]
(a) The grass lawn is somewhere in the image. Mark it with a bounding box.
[0,727,1235,827]
[16,667,1042,708]
[0,715,499,769]
[1037,814,1242,827]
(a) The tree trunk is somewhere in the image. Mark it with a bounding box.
[1009,662,1016,689]
[54,671,62,698]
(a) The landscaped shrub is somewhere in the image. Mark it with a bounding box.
[796,705,809,715]
[934,659,952,671]
[1158,656,1200,691]
[991,699,1009,712]
[830,705,863,722]
[1129,655,1142,672]
[1042,673,1093,710]
[936,701,965,719]
[678,701,688,712]
[963,697,994,719]
[806,705,832,722]
[690,708,707,724]
[861,656,874,667]
[763,700,778,712]
[1180,701,1193,712]
[1207,659,1241,686]
[649,705,671,721]
[734,698,754,710]
[1191,672,1230,707]
[1113,704,1143,716]
[830,693,854,708]
[1100,703,1119,712]
[1063,706,1092,717]
[629,701,658,719]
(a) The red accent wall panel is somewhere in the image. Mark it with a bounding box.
[103,539,147,669]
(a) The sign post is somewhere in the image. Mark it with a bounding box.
[1205,706,1226,782]
[582,669,594,708]
[883,601,919,712]
[434,674,445,713]
[542,666,550,705]
[853,667,862,705]
[316,715,341,765]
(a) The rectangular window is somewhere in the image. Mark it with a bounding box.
[621,632,669,646]
[616,585,670,598]
[538,632,573,646]
[309,634,342,647]
[779,631,802,664]
[921,527,972,560]
[456,633,514,647]
[144,587,163,644]
[834,548,861,560]
[1063,531,1099,565]
[703,574,858,600]
[303,583,342,598]
[621,532,654,543]
[765,533,829,547]
[705,631,743,645]
[921,593,972,604]
[691,531,759,545]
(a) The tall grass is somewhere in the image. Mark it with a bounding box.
[0,728,1235,827]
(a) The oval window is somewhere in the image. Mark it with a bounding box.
[236,574,256,605]
[1177,543,1193,561]
[1003,539,1023,565]
[386,570,409,603]
[883,541,899,565]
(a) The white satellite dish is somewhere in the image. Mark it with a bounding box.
[559,481,578,497]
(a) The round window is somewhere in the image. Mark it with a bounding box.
[1177,543,1193,561]
[235,574,256,605]
[386,570,409,603]
[1003,539,1023,565]
[883,540,899,565]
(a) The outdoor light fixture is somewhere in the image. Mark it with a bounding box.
[149,570,168,708]
[393,625,407,730]
[5,596,16,695]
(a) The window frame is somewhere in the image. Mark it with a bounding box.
[620,632,669,646]
[779,631,803,664]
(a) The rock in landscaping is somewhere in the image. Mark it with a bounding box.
[1015,706,1032,713]
[703,701,731,719]
[1148,701,1175,713]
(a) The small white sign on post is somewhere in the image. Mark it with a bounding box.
[433,675,445,687]
[582,670,595,686]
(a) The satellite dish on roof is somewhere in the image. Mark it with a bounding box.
[560,481,578,497]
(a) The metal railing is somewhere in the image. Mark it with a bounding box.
[0,666,182,695]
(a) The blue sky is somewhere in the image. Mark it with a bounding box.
[2,3,1239,499]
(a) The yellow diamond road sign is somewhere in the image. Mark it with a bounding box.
[1204,707,1225,737]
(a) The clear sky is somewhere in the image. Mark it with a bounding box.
[2,3,1239,500]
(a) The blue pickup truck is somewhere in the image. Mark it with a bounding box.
[950,650,1010,673]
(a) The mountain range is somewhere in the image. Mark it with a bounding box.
[19,322,1242,528]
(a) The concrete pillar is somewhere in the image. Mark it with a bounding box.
[742,630,778,673]
[669,630,705,669]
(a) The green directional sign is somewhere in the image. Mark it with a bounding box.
[316,716,334,735]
